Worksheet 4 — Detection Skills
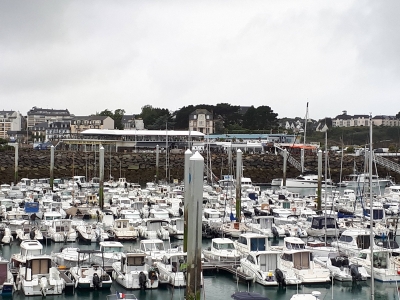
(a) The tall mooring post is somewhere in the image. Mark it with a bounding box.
[156,145,159,183]
[317,150,322,211]
[183,149,192,252]
[50,145,54,190]
[282,149,287,187]
[300,148,305,174]
[235,149,242,223]
[14,143,19,184]
[186,151,203,300]
[99,146,105,210]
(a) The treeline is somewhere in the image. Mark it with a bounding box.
[98,103,279,133]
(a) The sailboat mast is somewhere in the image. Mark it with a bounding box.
[304,102,308,145]
[302,102,309,174]
[369,113,374,299]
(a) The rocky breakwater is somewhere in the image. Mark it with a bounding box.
[0,149,399,185]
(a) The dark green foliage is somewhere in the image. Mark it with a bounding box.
[139,105,171,130]
[98,109,125,130]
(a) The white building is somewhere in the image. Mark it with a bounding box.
[0,110,23,139]
[189,109,214,134]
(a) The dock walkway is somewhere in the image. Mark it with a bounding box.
[202,261,253,281]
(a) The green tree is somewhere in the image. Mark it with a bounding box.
[242,106,257,130]
[98,109,125,130]
[140,105,170,129]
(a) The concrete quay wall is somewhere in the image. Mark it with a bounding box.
[0,150,399,185]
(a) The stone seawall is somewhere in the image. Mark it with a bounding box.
[0,149,399,185]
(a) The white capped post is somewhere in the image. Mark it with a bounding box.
[317,149,322,211]
[236,149,242,223]
[50,145,54,190]
[156,145,159,182]
[99,146,104,210]
[183,149,192,252]
[186,151,203,300]
[282,149,287,187]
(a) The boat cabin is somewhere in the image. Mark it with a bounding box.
[114,219,133,230]
[251,216,274,230]
[24,257,52,280]
[211,238,236,251]
[99,241,124,254]
[85,194,98,205]
[120,210,142,223]
[120,253,147,273]
[51,219,73,232]
[310,216,338,230]
[149,209,169,220]
[161,253,187,273]
[43,211,62,221]
[235,233,269,253]
[245,252,278,273]
[0,199,14,211]
[143,219,169,230]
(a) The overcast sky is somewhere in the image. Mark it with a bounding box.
[1,1,399,120]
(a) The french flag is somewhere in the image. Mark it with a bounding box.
[116,292,125,299]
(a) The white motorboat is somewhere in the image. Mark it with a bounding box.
[18,255,64,296]
[112,252,159,290]
[277,237,331,284]
[202,208,223,226]
[92,241,125,267]
[271,173,335,188]
[220,222,250,238]
[156,252,199,287]
[47,219,77,242]
[138,219,170,240]
[246,216,275,238]
[70,250,113,289]
[203,238,241,263]
[52,247,89,268]
[11,240,64,296]
[239,251,286,286]
[139,239,171,262]
[351,245,400,282]
[331,228,371,257]
[314,252,369,281]
[166,217,184,240]
[0,224,13,244]
[118,209,143,226]
[15,223,43,242]
[113,219,139,240]
[341,173,391,189]
[76,223,108,243]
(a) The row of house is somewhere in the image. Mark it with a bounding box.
[2,106,399,143]
[2,107,211,143]
[332,111,400,127]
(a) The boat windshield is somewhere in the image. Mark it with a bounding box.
[143,243,165,251]
[285,242,305,250]
[103,247,123,253]
[215,242,235,250]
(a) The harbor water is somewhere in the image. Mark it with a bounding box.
[3,237,400,300]
[1,186,397,300]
